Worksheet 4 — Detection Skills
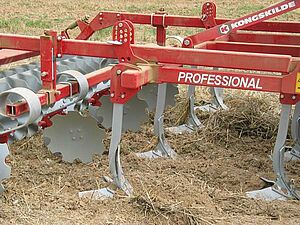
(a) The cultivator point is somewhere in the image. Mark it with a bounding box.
[0,0,300,201]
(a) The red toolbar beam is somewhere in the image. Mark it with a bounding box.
[228,32,300,45]
[204,41,300,57]
[77,11,300,40]
[184,0,300,46]
[62,39,294,73]
[0,33,296,73]
[0,49,39,65]
[0,34,40,51]
[158,66,285,93]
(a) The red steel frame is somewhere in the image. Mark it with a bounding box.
[0,0,299,117]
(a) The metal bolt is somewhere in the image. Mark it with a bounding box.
[57,36,62,41]
[121,94,125,99]
[57,53,62,58]
[116,69,122,75]
[292,95,296,100]
[280,94,285,99]
[72,137,76,140]
[183,39,190,46]
[117,13,120,17]
[99,12,103,16]
[41,72,48,77]
[118,22,123,28]
[110,93,115,98]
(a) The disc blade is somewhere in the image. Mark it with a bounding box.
[89,95,148,132]
[0,143,11,193]
[44,112,106,163]
[137,83,178,112]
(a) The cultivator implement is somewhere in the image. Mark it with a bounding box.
[0,0,300,201]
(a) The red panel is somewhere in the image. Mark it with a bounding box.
[62,39,294,73]
[205,41,300,57]
[158,66,284,93]
[229,32,300,45]
[0,34,40,51]
[0,49,39,65]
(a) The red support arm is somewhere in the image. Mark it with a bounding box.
[0,49,39,66]
[183,0,300,47]
[62,40,295,73]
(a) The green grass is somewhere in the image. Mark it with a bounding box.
[0,0,298,39]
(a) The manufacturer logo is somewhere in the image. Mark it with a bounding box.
[218,1,296,35]
[219,24,231,35]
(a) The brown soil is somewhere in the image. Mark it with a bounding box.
[1,89,300,225]
[0,0,300,224]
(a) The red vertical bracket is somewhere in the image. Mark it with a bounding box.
[154,11,168,46]
[40,30,58,90]
[156,26,167,46]
[110,64,141,104]
[110,20,150,104]
[111,20,147,64]
[183,2,217,48]
[201,2,217,29]
[112,20,135,44]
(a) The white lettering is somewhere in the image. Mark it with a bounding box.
[252,15,259,22]
[256,79,263,89]
[231,77,240,87]
[248,78,256,89]
[177,72,263,90]
[215,75,222,86]
[240,77,248,88]
[207,75,215,85]
[289,1,296,8]
[178,72,186,82]
[222,76,230,86]
[185,72,193,83]
[193,73,201,83]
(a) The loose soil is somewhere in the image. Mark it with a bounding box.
[1,89,300,225]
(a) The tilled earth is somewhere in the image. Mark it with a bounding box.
[1,90,300,225]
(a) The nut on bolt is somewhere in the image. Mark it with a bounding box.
[41,72,48,77]
[116,69,122,75]
[292,95,297,100]
[110,93,115,98]
[183,39,190,46]
[121,93,125,99]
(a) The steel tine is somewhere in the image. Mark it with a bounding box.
[137,83,176,159]
[247,104,300,200]
[79,103,133,199]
